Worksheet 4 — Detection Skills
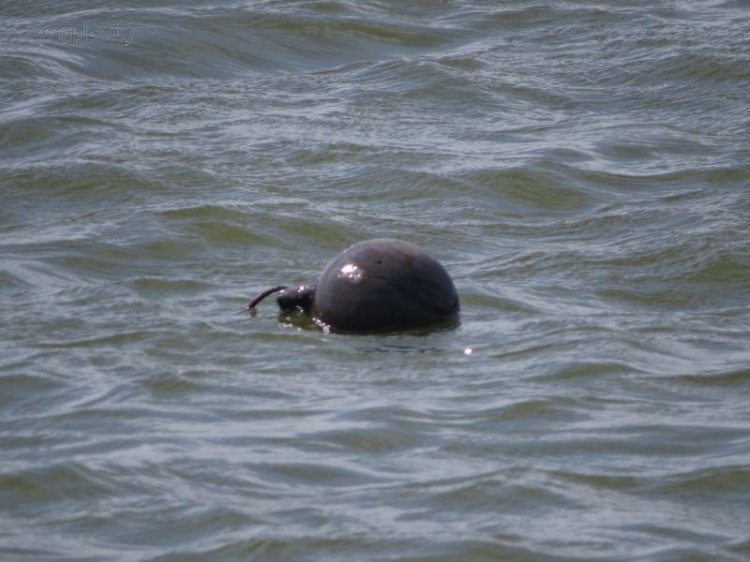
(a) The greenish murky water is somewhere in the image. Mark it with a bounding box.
[2,1,750,560]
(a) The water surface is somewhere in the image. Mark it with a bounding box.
[2,1,750,560]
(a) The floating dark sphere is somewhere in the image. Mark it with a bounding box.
[248,239,460,333]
